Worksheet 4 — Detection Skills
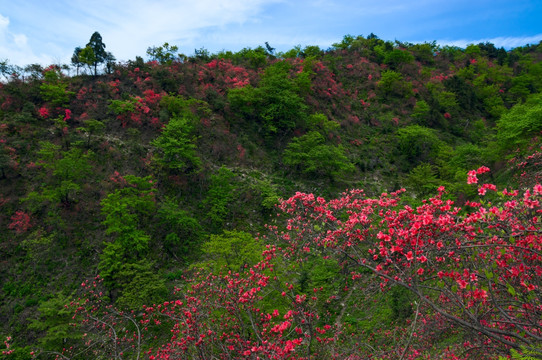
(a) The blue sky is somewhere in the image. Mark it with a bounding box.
[1,0,541,67]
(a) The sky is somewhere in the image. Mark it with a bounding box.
[1,0,541,67]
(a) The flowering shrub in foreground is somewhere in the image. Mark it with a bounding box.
[25,168,541,359]
[269,167,541,357]
[139,168,540,359]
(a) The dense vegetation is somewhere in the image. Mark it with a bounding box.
[1,33,542,359]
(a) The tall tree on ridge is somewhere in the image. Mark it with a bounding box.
[86,31,107,76]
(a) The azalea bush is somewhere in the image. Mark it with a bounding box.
[45,167,540,359]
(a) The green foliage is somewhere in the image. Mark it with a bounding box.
[113,261,168,310]
[202,166,237,232]
[22,142,93,206]
[503,346,542,360]
[78,46,97,73]
[405,163,440,197]
[99,175,156,287]
[108,97,136,115]
[388,285,414,322]
[228,60,309,135]
[85,31,108,75]
[283,130,354,180]
[411,42,436,64]
[151,115,201,173]
[39,72,74,106]
[396,125,443,168]
[377,70,413,100]
[4,35,542,358]
[465,44,481,57]
[146,42,179,64]
[156,198,202,257]
[383,48,414,69]
[232,46,268,68]
[332,34,356,50]
[496,92,542,154]
[192,230,262,273]
[20,229,55,262]
[249,177,281,212]
[29,293,82,350]
[306,113,340,133]
[76,119,105,148]
[150,95,203,173]
[412,100,430,125]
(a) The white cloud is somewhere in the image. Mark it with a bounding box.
[0,12,54,66]
[2,1,541,67]
[13,34,27,47]
[72,0,286,62]
[0,13,9,29]
[437,34,542,49]
[2,0,286,66]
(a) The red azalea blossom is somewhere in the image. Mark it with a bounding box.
[38,107,49,118]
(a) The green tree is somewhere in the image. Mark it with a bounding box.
[496,92,542,154]
[151,115,201,173]
[383,48,414,70]
[103,51,116,74]
[283,130,354,181]
[100,176,155,254]
[377,70,413,100]
[80,31,108,75]
[23,142,93,206]
[71,46,83,75]
[202,166,237,232]
[113,261,168,310]
[99,175,156,290]
[228,60,309,135]
[78,46,97,75]
[76,119,105,149]
[147,42,179,64]
[156,197,202,258]
[396,125,443,169]
[39,67,74,107]
[29,293,83,351]
[405,163,440,197]
[192,230,263,274]
[412,100,430,125]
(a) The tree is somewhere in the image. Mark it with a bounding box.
[23,63,44,81]
[76,119,105,149]
[71,46,83,75]
[103,51,116,74]
[283,130,354,181]
[99,174,157,299]
[82,31,108,75]
[151,114,201,173]
[192,230,263,274]
[78,46,97,75]
[396,125,443,168]
[496,92,542,155]
[377,70,413,100]
[228,60,309,135]
[23,142,93,206]
[146,42,179,64]
[0,59,20,81]
[202,166,237,232]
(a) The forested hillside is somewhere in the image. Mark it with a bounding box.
[1,34,542,359]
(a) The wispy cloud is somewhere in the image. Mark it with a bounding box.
[0,12,54,66]
[1,0,541,67]
[1,0,285,66]
[74,0,286,62]
[437,34,542,49]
